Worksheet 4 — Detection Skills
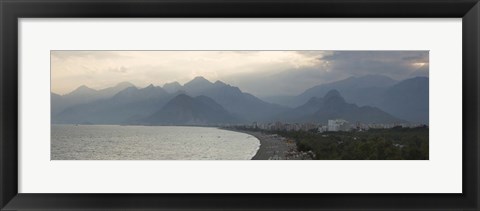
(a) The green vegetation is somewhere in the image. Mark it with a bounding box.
[278,126,428,160]
[237,126,428,160]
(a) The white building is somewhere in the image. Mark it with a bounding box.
[327,119,350,132]
[318,125,328,133]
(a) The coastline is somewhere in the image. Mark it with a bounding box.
[224,129,310,160]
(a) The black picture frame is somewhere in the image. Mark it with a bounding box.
[1,0,479,210]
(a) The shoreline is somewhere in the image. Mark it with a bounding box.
[224,129,306,160]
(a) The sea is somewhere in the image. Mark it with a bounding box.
[51,125,260,160]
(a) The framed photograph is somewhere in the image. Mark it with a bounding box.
[1,0,479,210]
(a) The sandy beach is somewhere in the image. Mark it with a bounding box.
[249,131,291,160]
[226,129,312,160]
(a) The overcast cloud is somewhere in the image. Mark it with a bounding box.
[51,51,428,96]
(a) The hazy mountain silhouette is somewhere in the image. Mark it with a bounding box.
[177,76,288,122]
[111,84,167,103]
[276,97,325,121]
[264,75,428,124]
[52,75,426,125]
[54,77,284,124]
[65,81,135,101]
[183,76,216,95]
[51,82,135,115]
[276,90,403,124]
[377,77,429,124]
[143,94,239,125]
[163,81,183,93]
[67,85,97,97]
[53,84,172,124]
[264,75,398,107]
[51,92,65,116]
[98,82,136,98]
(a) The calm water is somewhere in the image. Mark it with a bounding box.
[51,125,260,160]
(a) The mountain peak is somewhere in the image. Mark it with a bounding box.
[183,76,214,94]
[191,76,211,83]
[164,81,181,87]
[77,85,93,90]
[163,81,183,93]
[142,84,168,95]
[145,93,237,125]
[69,85,96,95]
[323,89,347,107]
[184,76,213,86]
[324,89,341,99]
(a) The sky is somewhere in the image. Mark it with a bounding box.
[51,51,429,96]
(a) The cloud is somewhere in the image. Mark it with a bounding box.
[318,51,429,80]
[224,51,429,96]
[108,66,128,74]
[51,50,428,96]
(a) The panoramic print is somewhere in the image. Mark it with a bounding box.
[51,51,429,160]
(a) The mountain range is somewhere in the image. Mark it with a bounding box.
[144,94,240,125]
[263,75,428,123]
[274,90,403,124]
[51,82,134,116]
[52,75,428,125]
